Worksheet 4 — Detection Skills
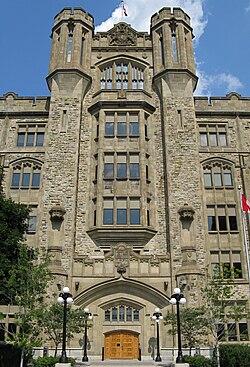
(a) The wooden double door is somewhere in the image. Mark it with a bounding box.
[104,331,139,359]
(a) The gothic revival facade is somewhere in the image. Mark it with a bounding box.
[0,6,249,359]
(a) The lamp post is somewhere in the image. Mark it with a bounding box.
[57,286,74,363]
[152,307,163,362]
[82,307,93,362]
[169,287,186,363]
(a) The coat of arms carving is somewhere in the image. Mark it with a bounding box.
[109,23,136,46]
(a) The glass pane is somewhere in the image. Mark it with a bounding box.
[130,163,139,178]
[229,216,237,230]
[117,209,127,225]
[130,122,139,136]
[104,163,114,178]
[239,323,248,341]
[210,133,218,146]
[218,216,227,230]
[26,133,35,146]
[217,324,225,341]
[233,262,242,278]
[219,133,227,146]
[17,133,25,146]
[133,309,139,321]
[200,133,208,146]
[130,208,140,224]
[214,172,222,186]
[117,163,127,178]
[224,172,232,186]
[228,323,237,341]
[105,122,114,136]
[119,305,125,321]
[117,122,126,136]
[12,172,20,187]
[103,209,113,225]
[32,173,40,187]
[28,216,37,232]
[126,307,132,321]
[112,307,117,321]
[208,216,216,231]
[105,310,110,322]
[22,173,30,187]
[204,172,212,187]
[36,132,44,146]
[0,324,4,341]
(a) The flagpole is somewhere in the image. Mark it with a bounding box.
[238,186,250,290]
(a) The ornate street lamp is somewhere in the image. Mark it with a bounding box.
[57,286,74,363]
[152,307,163,362]
[169,288,186,363]
[82,307,93,362]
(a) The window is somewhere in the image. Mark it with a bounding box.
[104,304,140,322]
[117,154,127,178]
[17,124,45,147]
[217,321,248,342]
[203,164,233,188]
[11,162,42,189]
[199,124,228,147]
[104,112,140,138]
[104,154,114,179]
[211,251,243,279]
[207,205,237,233]
[27,215,37,233]
[66,35,73,62]
[100,61,144,90]
[103,197,141,225]
[103,153,140,180]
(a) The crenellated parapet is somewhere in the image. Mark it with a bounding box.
[151,7,191,29]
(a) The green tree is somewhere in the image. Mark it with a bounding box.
[164,306,208,355]
[38,305,91,356]
[202,265,246,367]
[0,168,30,304]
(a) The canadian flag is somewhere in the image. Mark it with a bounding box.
[241,194,250,212]
[122,1,128,16]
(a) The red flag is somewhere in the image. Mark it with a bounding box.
[122,1,128,16]
[241,194,250,212]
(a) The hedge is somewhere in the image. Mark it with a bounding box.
[219,344,250,367]
[184,355,212,367]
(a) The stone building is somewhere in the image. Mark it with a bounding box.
[0,5,249,360]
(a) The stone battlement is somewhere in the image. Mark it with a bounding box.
[151,7,191,27]
[53,7,94,28]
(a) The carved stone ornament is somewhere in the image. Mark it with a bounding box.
[49,206,66,221]
[109,23,136,46]
[178,204,195,221]
[114,243,130,271]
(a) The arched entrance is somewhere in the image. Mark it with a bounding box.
[104,330,139,359]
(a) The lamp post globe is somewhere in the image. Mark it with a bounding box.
[170,288,186,363]
[57,286,73,363]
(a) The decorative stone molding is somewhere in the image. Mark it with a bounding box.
[49,206,66,221]
[109,23,136,46]
[178,204,195,221]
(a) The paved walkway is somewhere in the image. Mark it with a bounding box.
[75,360,172,367]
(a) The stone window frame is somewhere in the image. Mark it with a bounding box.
[104,111,139,139]
[16,123,46,147]
[103,152,140,180]
[210,250,243,279]
[203,161,234,189]
[103,197,141,226]
[10,159,42,190]
[104,303,141,323]
[199,123,228,147]
[207,204,238,233]
[100,58,145,90]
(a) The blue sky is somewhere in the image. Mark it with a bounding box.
[1,0,250,97]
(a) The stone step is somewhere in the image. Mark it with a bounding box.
[74,360,173,367]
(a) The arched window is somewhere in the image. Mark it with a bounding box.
[203,162,233,188]
[11,161,42,189]
[104,304,140,322]
[100,61,144,90]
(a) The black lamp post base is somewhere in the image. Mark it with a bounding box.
[82,356,88,362]
[155,355,162,362]
[176,354,185,363]
[59,351,68,363]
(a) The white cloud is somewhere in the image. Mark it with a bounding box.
[195,69,243,96]
[96,0,207,42]
[246,2,250,12]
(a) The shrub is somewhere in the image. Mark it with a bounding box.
[184,355,212,367]
[32,356,75,367]
[219,344,250,367]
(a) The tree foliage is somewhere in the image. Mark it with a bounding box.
[164,306,209,355]
[38,305,91,356]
